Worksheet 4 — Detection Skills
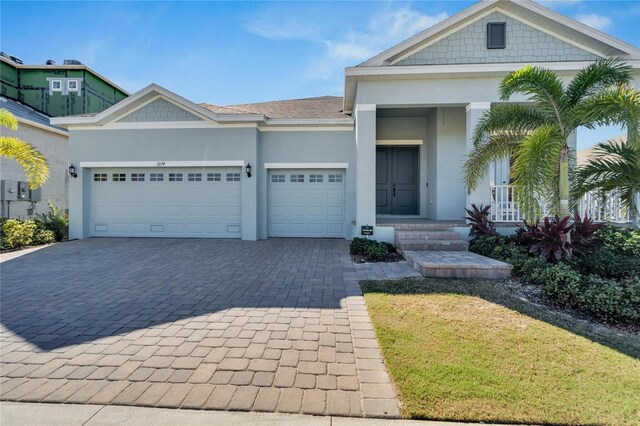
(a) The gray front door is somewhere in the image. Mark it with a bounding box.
[376,147,419,215]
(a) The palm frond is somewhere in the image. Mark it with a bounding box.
[499,66,568,131]
[471,104,551,147]
[572,141,640,213]
[0,108,19,130]
[0,136,49,188]
[573,84,640,151]
[511,125,565,220]
[565,58,632,106]
[463,132,523,193]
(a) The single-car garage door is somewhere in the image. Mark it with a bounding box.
[268,169,345,238]
[91,167,242,238]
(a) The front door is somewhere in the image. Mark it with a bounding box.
[376,146,419,215]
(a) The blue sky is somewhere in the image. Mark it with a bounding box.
[2,0,638,148]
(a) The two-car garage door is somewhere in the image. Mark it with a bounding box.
[90,167,242,238]
[268,169,345,238]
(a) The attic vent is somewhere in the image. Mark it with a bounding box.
[487,22,506,49]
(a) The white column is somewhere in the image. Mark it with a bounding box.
[355,104,377,237]
[465,102,492,209]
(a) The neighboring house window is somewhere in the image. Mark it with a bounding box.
[290,174,304,183]
[50,80,62,93]
[487,22,506,49]
[168,173,183,182]
[328,174,343,183]
[131,173,145,182]
[309,174,324,183]
[112,173,126,182]
[94,173,107,182]
[226,172,241,182]
[67,79,81,94]
[150,173,164,182]
[271,174,285,183]
[207,173,221,182]
[187,173,202,182]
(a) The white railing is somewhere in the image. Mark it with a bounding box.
[490,185,634,224]
[579,191,632,223]
[490,185,525,222]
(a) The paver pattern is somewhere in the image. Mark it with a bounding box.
[1,239,414,417]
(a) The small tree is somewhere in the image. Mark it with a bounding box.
[0,108,49,189]
[463,59,635,221]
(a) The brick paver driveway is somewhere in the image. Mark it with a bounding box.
[1,239,403,417]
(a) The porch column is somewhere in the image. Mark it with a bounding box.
[355,104,377,237]
[465,103,492,209]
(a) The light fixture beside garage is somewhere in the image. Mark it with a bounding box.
[245,163,252,178]
[68,164,77,178]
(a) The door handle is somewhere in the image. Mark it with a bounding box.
[393,184,396,197]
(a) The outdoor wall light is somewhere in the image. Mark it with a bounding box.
[68,164,78,178]
[245,163,252,178]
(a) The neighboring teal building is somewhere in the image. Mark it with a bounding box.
[0,54,128,117]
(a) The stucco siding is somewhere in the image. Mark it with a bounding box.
[1,123,68,219]
[117,98,203,122]
[396,12,601,65]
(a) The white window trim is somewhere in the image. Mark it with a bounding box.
[50,80,63,92]
[376,140,423,146]
[264,163,348,169]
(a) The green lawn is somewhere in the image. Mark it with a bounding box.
[363,278,640,425]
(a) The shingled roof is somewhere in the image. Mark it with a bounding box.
[577,135,627,167]
[200,96,348,119]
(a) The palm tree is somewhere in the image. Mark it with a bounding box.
[0,108,49,188]
[463,59,636,220]
[572,139,640,219]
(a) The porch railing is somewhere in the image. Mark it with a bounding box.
[489,185,633,224]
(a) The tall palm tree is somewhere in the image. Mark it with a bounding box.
[0,108,49,188]
[463,59,635,220]
[572,139,640,217]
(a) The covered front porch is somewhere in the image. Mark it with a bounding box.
[354,102,495,243]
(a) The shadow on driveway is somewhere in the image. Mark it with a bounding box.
[1,238,350,351]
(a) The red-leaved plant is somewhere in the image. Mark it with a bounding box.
[465,204,496,237]
[525,216,575,262]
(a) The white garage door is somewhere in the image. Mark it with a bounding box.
[90,167,242,238]
[268,169,345,238]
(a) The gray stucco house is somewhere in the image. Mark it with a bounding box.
[53,0,639,242]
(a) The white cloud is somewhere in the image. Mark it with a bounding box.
[309,7,448,80]
[243,9,320,40]
[575,13,613,30]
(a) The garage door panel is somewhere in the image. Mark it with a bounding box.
[91,167,242,238]
[268,169,345,238]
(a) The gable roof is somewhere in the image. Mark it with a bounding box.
[360,0,639,67]
[1,97,68,136]
[200,96,347,119]
[51,84,353,128]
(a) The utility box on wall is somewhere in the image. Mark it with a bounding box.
[29,187,42,202]
[1,180,18,201]
[17,181,29,200]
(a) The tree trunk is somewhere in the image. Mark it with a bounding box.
[559,143,570,217]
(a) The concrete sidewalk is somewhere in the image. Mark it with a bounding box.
[0,402,476,426]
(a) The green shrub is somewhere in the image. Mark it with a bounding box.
[577,276,640,325]
[350,238,399,262]
[536,263,582,304]
[468,235,509,257]
[1,219,37,249]
[595,226,640,256]
[33,201,68,242]
[579,246,640,279]
[32,229,56,245]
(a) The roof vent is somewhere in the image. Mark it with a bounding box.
[46,59,56,65]
[0,52,23,64]
[63,59,82,65]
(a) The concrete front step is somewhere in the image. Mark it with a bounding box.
[397,239,469,251]
[389,223,463,231]
[395,230,462,240]
[403,250,512,279]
